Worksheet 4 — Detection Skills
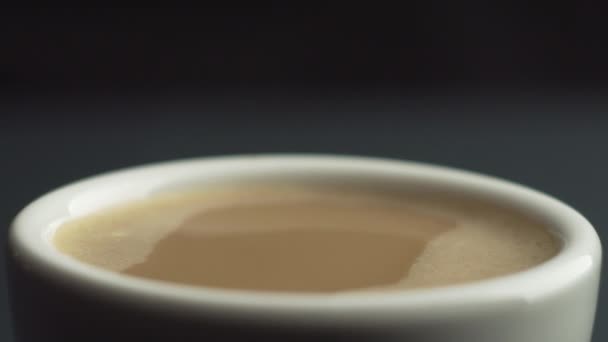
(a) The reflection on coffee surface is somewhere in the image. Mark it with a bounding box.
[54,184,559,293]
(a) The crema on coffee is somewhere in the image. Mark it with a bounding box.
[53,184,560,293]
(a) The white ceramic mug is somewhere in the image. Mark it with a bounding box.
[7,155,602,342]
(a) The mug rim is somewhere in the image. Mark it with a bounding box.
[9,154,602,324]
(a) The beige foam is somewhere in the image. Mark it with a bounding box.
[53,184,559,292]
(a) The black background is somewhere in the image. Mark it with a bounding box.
[2,6,607,341]
[2,5,608,93]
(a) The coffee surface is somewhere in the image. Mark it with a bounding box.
[53,184,559,292]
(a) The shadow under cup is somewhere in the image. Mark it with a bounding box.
[6,155,602,342]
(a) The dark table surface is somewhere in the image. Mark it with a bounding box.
[1,92,606,341]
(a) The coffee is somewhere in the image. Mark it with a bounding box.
[53,183,559,293]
